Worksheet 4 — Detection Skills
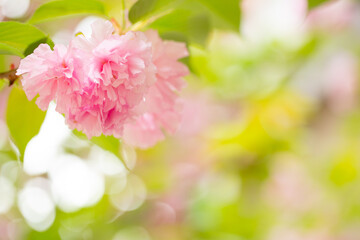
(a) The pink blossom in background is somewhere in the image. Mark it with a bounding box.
[338,226,360,240]
[267,227,334,240]
[324,52,358,113]
[17,19,188,147]
[306,0,356,31]
[177,92,232,137]
[263,156,320,212]
[0,218,19,240]
[146,161,205,225]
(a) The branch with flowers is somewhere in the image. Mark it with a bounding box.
[0,0,330,160]
[0,0,343,237]
[0,0,197,159]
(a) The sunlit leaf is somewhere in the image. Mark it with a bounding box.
[0,21,53,57]
[129,0,181,23]
[92,135,132,170]
[73,130,129,169]
[194,0,241,31]
[91,135,121,159]
[6,87,46,159]
[145,0,239,43]
[28,0,107,24]
[149,9,210,44]
[308,0,330,10]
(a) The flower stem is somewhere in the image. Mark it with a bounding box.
[120,0,126,30]
[0,69,18,86]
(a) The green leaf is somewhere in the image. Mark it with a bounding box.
[0,80,7,91]
[91,135,121,159]
[0,43,23,57]
[0,21,53,57]
[129,0,181,23]
[28,0,107,24]
[308,0,330,9]
[194,0,241,31]
[73,130,130,169]
[141,0,239,43]
[6,87,46,159]
[149,10,210,45]
[149,9,192,33]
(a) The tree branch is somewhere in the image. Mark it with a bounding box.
[0,69,18,86]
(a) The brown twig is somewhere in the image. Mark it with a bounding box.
[0,69,18,86]
[111,18,122,35]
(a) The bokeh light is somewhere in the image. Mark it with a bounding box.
[1,0,360,239]
[18,178,55,232]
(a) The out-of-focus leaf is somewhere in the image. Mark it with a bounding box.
[0,43,23,57]
[0,79,7,90]
[73,130,120,157]
[24,38,54,56]
[149,9,192,34]
[0,150,18,162]
[0,21,53,57]
[146,0,240,43]
[308,0,330,10]
[129,0,181,23]
[330,151,358,186]
[28,0,107,24]
[91,135,121,158]
[91,136,132,170]
[188,14,211,44]
[194,0,241,31]
[129,0,157,23]
[73,130,129,169]
[6,87,46,159]
[149,9,210,44]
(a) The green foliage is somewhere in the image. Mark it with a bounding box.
[73,130,129,169]
[6,87,46,159]
[129,0,180,24]
[131,0,241,44]
[149,9,210,44]
[0,79,8,91]
[73,130,120,157]
[194,0,240,30]
[28,0,107,24]
[0,21,53,57]
[308,0,330,10]
[91,135,121,159]
[91,135,132,170]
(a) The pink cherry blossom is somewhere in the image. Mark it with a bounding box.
[17,19,189,147]
[122,30,189,148]
[17,43,81,111]
[63,20,156,137]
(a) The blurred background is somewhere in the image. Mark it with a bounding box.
[1,0,360,239]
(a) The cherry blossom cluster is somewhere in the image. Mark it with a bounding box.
[17,20,189,148]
